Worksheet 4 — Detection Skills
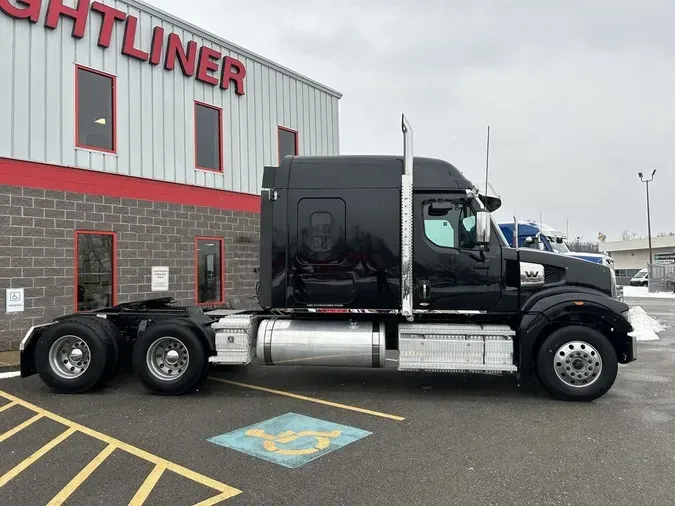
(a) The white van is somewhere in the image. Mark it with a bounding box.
[629,268,648,286]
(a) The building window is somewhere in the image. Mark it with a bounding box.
[195,101,223,171]
[75,65,116,153]
[75,231,116,311]
[195,237,224,304]
[278,126,298,163]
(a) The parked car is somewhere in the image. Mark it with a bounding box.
[629,268,649,286]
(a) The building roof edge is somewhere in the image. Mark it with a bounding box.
[126,0,343,99]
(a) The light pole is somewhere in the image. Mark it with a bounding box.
[638,169,657,265]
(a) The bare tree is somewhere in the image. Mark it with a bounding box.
[620,229,640,241]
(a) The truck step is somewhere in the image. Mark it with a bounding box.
[209,314,258,365]
[397,323,517,373]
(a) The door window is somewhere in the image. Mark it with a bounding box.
[423,200,477,249]
[424,219,455,247]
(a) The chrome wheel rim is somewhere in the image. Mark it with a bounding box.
[146,337,189,381]
[554,341,603,388]
[49,335,91,379]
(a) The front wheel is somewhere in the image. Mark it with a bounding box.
[132,320,209,395]
[536,325,618,402]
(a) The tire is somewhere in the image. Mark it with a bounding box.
[34,317,117,394]
[132,319,209,395]
[536,325,618,402]
[92,317,123,382]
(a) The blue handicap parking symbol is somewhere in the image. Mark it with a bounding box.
[207,412,372,468]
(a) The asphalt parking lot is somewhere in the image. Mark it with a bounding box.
[1,298,674,506]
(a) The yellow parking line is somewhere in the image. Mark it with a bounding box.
[195,492,239,506]
[0,412,44,442]
[0,427,77,487]
[0,390,241,500]
[47,443,116,506]
[208,377,406,422]
[0,400,17,413]
[129,463,166,506]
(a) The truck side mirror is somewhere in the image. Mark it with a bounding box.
[475,209,491,246]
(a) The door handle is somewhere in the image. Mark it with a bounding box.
[473,259,491,269]
[419,280,431,306]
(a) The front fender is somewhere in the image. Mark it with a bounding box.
[518,289,634,378]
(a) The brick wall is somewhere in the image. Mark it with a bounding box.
[0,184,260,351]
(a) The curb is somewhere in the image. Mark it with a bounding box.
[0,363,20,374]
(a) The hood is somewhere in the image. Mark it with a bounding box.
[517,247,613,296]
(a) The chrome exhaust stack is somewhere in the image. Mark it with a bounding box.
[401,114,414,321]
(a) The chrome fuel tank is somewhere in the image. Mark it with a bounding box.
[256,318,386,368]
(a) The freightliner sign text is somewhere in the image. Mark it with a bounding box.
[0,0,247,95]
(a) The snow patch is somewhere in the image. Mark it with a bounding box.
[622,286,675,298]
[627,306,668,341]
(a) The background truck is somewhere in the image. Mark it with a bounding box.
[499,221,615,269]
[18,115,636,402]
[498,220,569,253]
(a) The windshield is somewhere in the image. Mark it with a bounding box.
[546,237,570,254]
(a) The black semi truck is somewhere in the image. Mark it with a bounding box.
[18,115,636,401]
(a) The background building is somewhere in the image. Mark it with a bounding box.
[0,0,341,351]
[603,236,675,279]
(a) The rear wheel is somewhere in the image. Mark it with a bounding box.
[132,320,209,395]
[34,317,117,394]
[536,325,618,401]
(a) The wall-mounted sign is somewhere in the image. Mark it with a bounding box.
[0,0,246,95]
[151,266,170,291]
[654,252,675,265]
[6,288,24,313]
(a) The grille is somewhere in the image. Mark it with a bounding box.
[544,266,565,284]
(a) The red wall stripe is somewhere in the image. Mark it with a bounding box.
[0,157,261,213]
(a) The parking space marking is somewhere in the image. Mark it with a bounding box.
[208,377,406,422]
[129,463,166,505]
[208,412,372,469]
[0,390,242,504]
[0,427,77,487]
[0,400,17,413]
[47,443,116,506]
[0,412,43,442]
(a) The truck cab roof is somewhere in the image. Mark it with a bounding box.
[265,155,475,192]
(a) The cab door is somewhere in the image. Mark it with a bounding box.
[412,193,503,311]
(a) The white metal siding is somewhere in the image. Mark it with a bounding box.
[0,0,341,195]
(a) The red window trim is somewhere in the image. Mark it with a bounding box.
[194,100,224,173]
[277,125,299,164]
[74,64,117,155]
[74,230,118,313]
[194,236,226,306]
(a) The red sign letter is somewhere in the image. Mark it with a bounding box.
[149,26,164,66]
[45,0,90,39]
[196,46,221,86]
[220,56,246,95]
[91,1,125,48]
[0,0,42,23]
[121,15,148,61]
[164,33,197,76]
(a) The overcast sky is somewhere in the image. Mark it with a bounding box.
[152,0,674,242]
